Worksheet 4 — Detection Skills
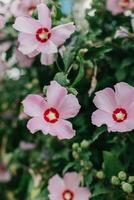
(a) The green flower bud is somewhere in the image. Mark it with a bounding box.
[43,86,48,94]
[80,160,84,166]
[128,176,134,183]
[72,143,79,150]
[122,182,133,193]
[68,87,78,96]
[79,48,88,55]
[32,79,38,85]
[54,72,69,86]
[96,171,105,180]
[80,140,90,149]
[118,171,127,181]
[77,147,82,153]
[111,176,120,186]
[72,151,79,160]
[105,37,112,43]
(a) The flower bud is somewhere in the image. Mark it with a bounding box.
[72,151,79,160]
[68,87,78,96]
[122,182,133,193]
[128,176,134,183]
[96,171,105,180]
[77,147,82,153]
[54,72,69,86]
[80,140,91,149]
[111,176,120,186]
[118,171,127,181]
[72,143,79,150]
[79,48,88,55]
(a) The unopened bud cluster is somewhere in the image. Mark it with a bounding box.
[111,171,133,194]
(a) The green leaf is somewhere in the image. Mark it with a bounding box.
[64,47,75,71]
[62,162,74,174]
[92,126,107,143]
[103,151,124,178]
[92,184,111,198]
[71,58,84,87]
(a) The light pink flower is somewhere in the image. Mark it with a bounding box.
[14,48,34,68]
[0,15,5,29]
[13,3,75,65]
[114,26,129,38]
[92,82,134,132]
[11,0,41,17]
[22,81,80,139]
[107,0,134,15]
[0,163,11,183]
[48,172,91,200]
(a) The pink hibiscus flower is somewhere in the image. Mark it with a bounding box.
[0,15,5,29]
[107,0,134,15]
[11,0,41,17]
[22,81,80,139]
[92,82,134,132]
[13,3,75,65]
[48,172,91,200]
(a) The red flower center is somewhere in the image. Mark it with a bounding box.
[62,190,74,200]
[119,0,130,9]
[36,28,51,43]
[44,107,59,123]
[112,108,127,123]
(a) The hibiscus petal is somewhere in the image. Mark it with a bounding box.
[48,194,61,200]
[109,120,134,132]
[107,0,123,15]
[22,94,47,117]
[37,3,51,29]
[64,172,81,189]
[18,33,38,54]
[18,33,37,45]
[41,53,55,65]
[47,81,67,107]
[37,40,57,54]
[27,117,49,134]
[28,50,40,58]
[91,109,113,127]
[74,188,91,200]
[48,175,65,194]
[18,44,38,55]
[58,94,81,119]
[114,82,134,108]
[51,22,75,47]
[13,16,40,34]
[93,88,116,112]
[50,119,75,139]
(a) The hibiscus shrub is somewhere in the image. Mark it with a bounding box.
[0,0,134,200]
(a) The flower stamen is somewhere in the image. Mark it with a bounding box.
[63,190,74,200]
[112,108,127,123]
[44,107,59,123]
[36,28,51,43]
